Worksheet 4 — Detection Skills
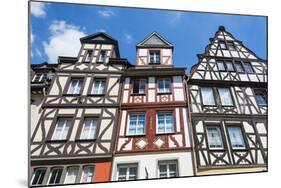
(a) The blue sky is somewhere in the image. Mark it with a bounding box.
[30,1,267,73]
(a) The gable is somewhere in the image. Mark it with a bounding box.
[137,32,173,48]
[80,32,118,45]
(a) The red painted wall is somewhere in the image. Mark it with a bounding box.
[94,162,112,182]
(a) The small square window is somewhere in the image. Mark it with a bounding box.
[219,41,227,50]
[117,164,138,181]
[158,161,178,178]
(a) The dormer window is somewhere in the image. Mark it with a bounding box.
[149,50,160,64]
[85,50,93,62]
[219,41,227,50]
[32,73,47,82]
[98,50,106,62]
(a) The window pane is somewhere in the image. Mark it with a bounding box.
[220,42,226,49]
[92,79,105,94]
[158,79,170,93]
[48,168,63,185]
[206,127,224,149]
[80,166,93,183]
[52,119,71,140]
[150,51,160,63]
[64,167,78,184]
[128,114,145,135]
[226,61,235,71]
[218,88,233,106]
[99,50,106,62]
[68,79,83,94]
[217,61,225,71]
[227,42,236,50]
[228,127,246,149]
[31,168,46,185]
[201,87,215,105]
[256,95,267,106]
[139,80,146,94]
[157,112,174,133]
[80,119,97,139]
[244,62,254,73]
[234,61,244,72]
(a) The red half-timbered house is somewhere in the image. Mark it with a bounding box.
[111,32,194,181]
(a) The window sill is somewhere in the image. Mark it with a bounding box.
[157,92,172,95]
[202,104,217,107]
[75,139,97,142]
[208,148,226,151]
[87,94,105,97]
[131,93,146,96]
[148,62,161,65]
[156,132,175,135]
[96,61,104,64]
[126,134,146,137]
[46,139,68,143]
[63,94,81,97]
[221,105,235,107]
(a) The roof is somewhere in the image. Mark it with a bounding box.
[136,32,173,48]
[80,32,120,57]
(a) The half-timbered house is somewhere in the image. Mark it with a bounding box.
[112,32,194,181]
[30,33,130,186]
[187,26,267,175]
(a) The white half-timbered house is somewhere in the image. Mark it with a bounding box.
[187,26,267,175]
[30,33,131,186]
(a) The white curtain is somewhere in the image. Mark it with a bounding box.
[201,87,215,105]
[218,88,233,106]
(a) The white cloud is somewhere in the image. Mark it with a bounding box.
[43,20,86,64]
[30,2,46,18]
[31,32,35,44]
[124,33,133,44]
[35,48,42,58]
[96,28,106,33]
[169,12,183,25]
[97,10,115,18]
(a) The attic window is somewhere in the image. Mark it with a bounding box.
[85,50,93,62]
[149,50,160,64]
[219,41,227,50]
[98,50,106,62]
[227,41,236,50]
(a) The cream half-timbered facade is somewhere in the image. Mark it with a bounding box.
[30,33,130,186]
[187,26,267,175]
[112,32,194,181]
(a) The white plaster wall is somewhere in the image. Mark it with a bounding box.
[30,95,44,135]
[111,151,194,180]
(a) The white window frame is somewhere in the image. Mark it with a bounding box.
[116,164,138,181]
[218,88,234,106]
[52,118,71,141]
[80,118,98,140]
[158,160,178,178]
[127,113,146,136]
[85,50,93,62]
[64,166,79,184]
[149,50,160,64]
[157,78,171,93]
[201,87,216,106]
[156,111,174,134]
[32,73,47,82]
[47,167,63,185]
[67,79,83,94]
[31,168,47,186]
[91,78,106,95]
[80,166,94,183]
[227,126,246,150]
[206,126,224,150]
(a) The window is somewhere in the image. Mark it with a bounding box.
[31,168,46,186]
[128,113,145,135]
[32,73,47,82]
[227,41,236,50]
[80,118,98,140]
[244,62,254,73]
[132,79,146,94]
[98,50,106,62]
[117,164,138,181]
[149,50,160,64]
[51,118,71,140]
[157,112,174,134]
[254,89,267,106]
[234,61,244,73]
[91,79,106,95]
[80,166,94,183]
[64,166,79,184]
[158,161,178,178]
[158,78,171,93]
[217,60,225,71]
[201,87,215,106]
[225,61,235,71]
[85,50,93,62]
[48,167,63,185]
[219,41,227,50]
[206,126,224,149]
[218,88,233,106]
[227,126,246,149]
[67,79,83,94]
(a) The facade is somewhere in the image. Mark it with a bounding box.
[187,26,267,175]
[111,32,194,181]
[31,63,57,135]
[30,33,130,186]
